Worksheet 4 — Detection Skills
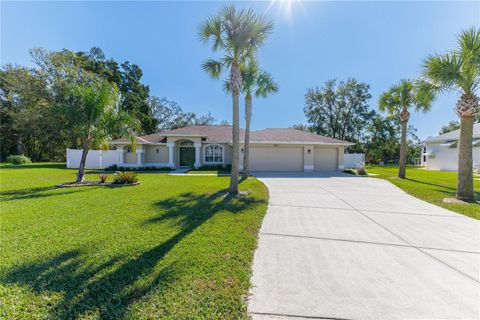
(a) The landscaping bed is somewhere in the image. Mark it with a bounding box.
[0,163,268,319]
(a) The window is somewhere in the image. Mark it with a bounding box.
[180,140,194,146]
[204,144,224,163]
[126,147,132,153]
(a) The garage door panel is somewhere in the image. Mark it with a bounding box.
[314,147,338,171]
[250,146,304,171]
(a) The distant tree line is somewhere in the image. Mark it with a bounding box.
[293,78,420,164]
[0,47,221,161]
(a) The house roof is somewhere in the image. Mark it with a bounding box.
[422,123,480,144]
[111,125,353,145]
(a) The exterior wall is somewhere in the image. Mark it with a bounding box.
[144,145,168,164]
[424,143,480,172]
[124,152,137,164]
[303,145,314,171]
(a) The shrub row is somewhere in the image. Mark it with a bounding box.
[104,165,171,172]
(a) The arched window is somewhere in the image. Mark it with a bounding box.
[179,140,194,147]
[204,144,224,163]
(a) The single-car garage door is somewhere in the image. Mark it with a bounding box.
[249,146,304,171]
[314,147,338,171]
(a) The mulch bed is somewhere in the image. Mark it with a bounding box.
[56,182,140,188]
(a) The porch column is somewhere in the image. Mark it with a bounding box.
[194,143,201,169]
[167,143,175,168]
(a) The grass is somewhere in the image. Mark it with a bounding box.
[366,165,480,220]
[0,163,268,319]
[188,165,232,175]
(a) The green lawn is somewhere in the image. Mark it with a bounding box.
[188,166,232,175]
[366,166,480,220]
[0,163,268,319]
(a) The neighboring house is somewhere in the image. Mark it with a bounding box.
[420,123,480,172]
[109,125,353,172]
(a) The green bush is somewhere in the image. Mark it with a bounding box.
[6,155,32,165]
[343,169,356,175]
[104,165,170,172]
[112,171,138,184]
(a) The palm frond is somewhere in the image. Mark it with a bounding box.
[201,59,223,79]
[255,71,278,98]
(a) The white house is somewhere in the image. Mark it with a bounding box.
[420,123,480,172]
[101,125,353,172]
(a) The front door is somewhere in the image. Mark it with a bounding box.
[179,147,195,167]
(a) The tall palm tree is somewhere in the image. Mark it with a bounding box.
[199,5,273,195]
[239,60,278,179]
[379,79,430,179]
[417,27,479,202]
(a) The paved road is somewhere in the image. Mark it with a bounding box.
[248,172,480,320]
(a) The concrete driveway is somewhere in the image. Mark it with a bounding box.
[248,172,479,320]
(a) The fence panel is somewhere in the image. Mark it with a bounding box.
[344,153,365,168]
[66,149,118,169]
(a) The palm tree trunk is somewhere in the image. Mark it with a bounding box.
[456,116,474,202]
[398,120,408,179]
[230,92,240,194]
[242,93,252,179]
[76,140,91,183]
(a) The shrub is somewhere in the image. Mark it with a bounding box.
[112,171,138,184]
[356,166,368,176]
[99,174,108,183]
[105,164,118,171]
[6,155,32,165]
[343,169,355,175]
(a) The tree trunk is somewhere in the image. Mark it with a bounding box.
[398,120,408,179]
[456,116,474,202]
[230,92,240,194]
[242,93,252,179]
[76,143,90,183]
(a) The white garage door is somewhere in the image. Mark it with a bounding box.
[314,147,338,171]
[249,146,304,171]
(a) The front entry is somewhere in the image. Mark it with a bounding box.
[179,147,195,167]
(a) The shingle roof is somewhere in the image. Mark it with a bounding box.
[423,123,480,143]
[251,128,351,144]
[111,125,352,145]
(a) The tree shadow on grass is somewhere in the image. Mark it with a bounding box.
[0,163,67,170]
[405,178,457,191]
[1,189,264,319]
[144,189,264,228]
[0,186,89,201]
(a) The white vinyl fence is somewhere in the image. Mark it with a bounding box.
[344,153,365,169]
[66,149,118,169]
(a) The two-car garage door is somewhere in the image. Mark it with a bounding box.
[249,146,304,171]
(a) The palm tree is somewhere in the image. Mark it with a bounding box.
[65,77,138,183]
[379,79,430,179]
[199,5,273,195]
[239,60,278,179]
[417,27,479,202]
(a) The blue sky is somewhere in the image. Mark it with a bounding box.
[1,1,479,139]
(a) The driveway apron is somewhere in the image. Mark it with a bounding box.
[248,172,480,320]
